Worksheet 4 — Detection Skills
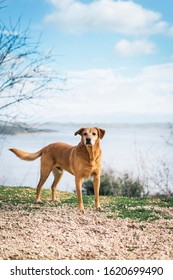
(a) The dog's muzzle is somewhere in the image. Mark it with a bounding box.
[86,138,92,145]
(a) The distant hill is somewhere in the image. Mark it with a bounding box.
[1,120,172,135]
[0,121,56,135]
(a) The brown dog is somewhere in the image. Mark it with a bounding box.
[9,127,105,212]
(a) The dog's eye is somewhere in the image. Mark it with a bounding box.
[83,132,87,136]
[92,132,96,136]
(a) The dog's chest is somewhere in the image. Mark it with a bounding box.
[72,145,101,177]
[78,159,100,178]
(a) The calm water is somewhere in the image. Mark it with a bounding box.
[0,123,173,194]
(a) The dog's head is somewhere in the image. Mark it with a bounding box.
[74,127,105,146]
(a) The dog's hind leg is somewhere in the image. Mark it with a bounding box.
[36,160,53,203]
[51,167,63,202]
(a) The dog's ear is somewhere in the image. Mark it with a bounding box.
[96,128,105,139]
[74,128,85,136]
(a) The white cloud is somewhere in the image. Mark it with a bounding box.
[30,63,173,123]
[45,0,169,36]
[115,39,156,56]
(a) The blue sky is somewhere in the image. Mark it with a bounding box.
[1,0,173,123]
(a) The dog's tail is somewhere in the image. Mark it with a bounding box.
[9,148,42,161]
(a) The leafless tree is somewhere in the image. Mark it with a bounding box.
[135,143,173,196]
[165,124,173,147]
[0,1,64,133]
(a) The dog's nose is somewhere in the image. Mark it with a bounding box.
[86,138,91,145]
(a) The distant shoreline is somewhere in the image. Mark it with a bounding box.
[0,120,172,135]
[0,121,57,135]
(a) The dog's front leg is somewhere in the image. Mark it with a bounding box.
[75,177,84,213]
[93,174,101,210]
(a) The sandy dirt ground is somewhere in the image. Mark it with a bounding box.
[0,205,173,260]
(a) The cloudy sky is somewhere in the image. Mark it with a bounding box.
[2,0,173,123]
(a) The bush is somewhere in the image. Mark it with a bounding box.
[83,169,144,197]
[119,173,144,197]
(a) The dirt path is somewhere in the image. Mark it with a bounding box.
[0,205,173,260]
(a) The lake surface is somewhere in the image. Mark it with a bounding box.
[0,123,173,194]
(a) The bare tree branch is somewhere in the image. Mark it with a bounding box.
[0,4,65,131]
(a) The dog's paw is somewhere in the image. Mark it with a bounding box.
[51,199,58,203]
[36,200,43,204]
[78,206,85,214]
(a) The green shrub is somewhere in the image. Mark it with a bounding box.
[119,173,144,197]
[83,169,144,197]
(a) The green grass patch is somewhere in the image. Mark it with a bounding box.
[0,186,173,222]
[0,186,76,211]
[118,208,160,222]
